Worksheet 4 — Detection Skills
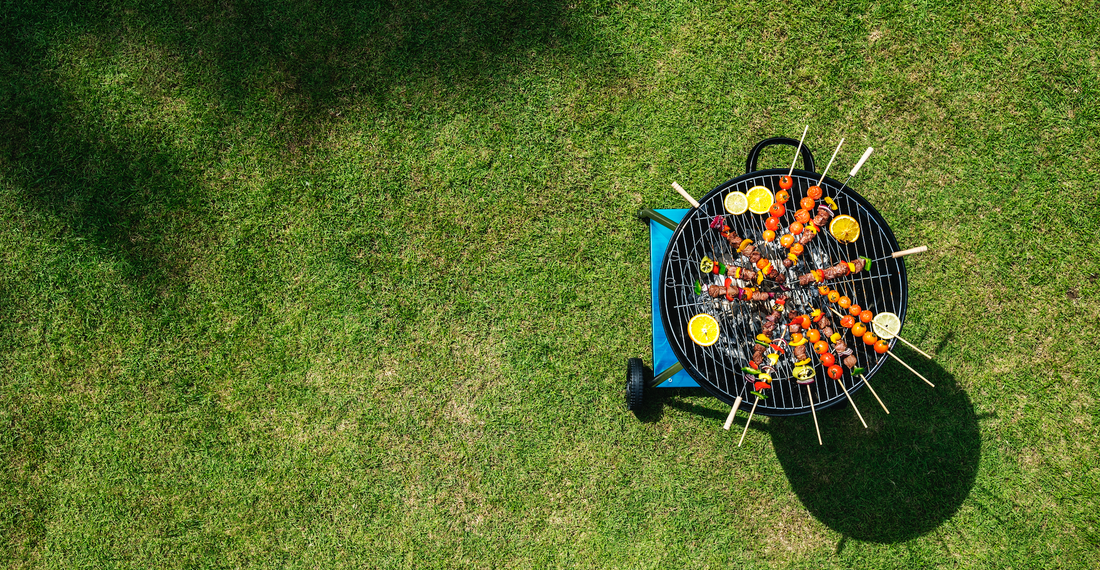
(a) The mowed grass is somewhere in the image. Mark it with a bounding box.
[1,0,1098,568]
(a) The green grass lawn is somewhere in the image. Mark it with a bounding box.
[1,0,1098,567]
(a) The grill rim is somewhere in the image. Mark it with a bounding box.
[657,166,909,416]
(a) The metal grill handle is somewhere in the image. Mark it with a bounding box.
[745,137,816,174]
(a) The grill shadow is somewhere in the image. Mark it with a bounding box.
[768,343,979,543]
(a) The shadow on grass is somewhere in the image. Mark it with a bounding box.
[769,343,979,543]
[631,344,979,543]
[0,0,592,297]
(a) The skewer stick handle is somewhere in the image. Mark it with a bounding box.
[788,125,809,177]
[849,147,874,177]
[892,246,928,258]
[817,137,845,186]
[672,182,700,209]
[806,385,822,445]
[887,351,935,387]
[894,335,934,360]
[723,395,743,430]
[836,378,868,429]
[859,374,889,414]
[738,397,760,447]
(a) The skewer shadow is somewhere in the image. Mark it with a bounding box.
[768,344,979,543]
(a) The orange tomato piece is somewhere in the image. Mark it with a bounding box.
[808,185,823,199]
[852,322,867,337]
[838,296,851,309]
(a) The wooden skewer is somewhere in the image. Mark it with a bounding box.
[835,377,868,428]
[672,181,700,208]
[893,335,933,360]
[870,246,928,263]
[887,351,935,387]
[859,374,889,414]
[816,138,845,186]
[738,397,760,446]
[723,395,743,430]
[828,306,933,363]
[806,385,822,445]
[834,147,874,196]
[788,125,808,177]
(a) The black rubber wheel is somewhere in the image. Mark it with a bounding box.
[626,358,646,411]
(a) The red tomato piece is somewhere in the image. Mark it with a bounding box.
[769,203,786,217]
[827,365,844,379]
[790,222,804,235]
[800,196,815,210]
[849,304,862,316]
[808,185,823,199]
[794,209,811,224]
[813,340,829,354]
[820,352,836,367]
[860,310,873,323]
[765,216,780,231]
[840,315,856,328]
[778,176,793,190]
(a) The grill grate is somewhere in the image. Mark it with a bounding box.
[658,168,908,416]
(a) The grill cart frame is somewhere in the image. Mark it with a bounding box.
[628,138,909,418]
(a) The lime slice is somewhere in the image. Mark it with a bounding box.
[829,215,861,243]
[724,192,748,215]
[746,186,774,214]
[687,314,720,347]
[872,312,902,339]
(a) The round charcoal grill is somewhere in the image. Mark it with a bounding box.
[659,138,908,416]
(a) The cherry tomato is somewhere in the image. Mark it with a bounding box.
[778,176,793,190]
[791,332,804,344]
[762,230,776,242]
[794,209,811,224]
[790,243,804,256]
[860,310,873,323]
[799,315,812,329]
[849,304,862,316]
[818,285,830,296]
[769,203,786,217]
[840,315,856,328]
[852,322,867,337]
[765,216,780,231]
[838,296,851,309]
[780,233,795,248]
[790,222,804,235]
[827,290,840,303]
[820,352,836,367]
[800,196,815,211]
[863,331,878,345]
[827,365,844,380]
[874,340,889,354]
[806,329,821,343]
[807,185,823,199]
[813,340,829,354]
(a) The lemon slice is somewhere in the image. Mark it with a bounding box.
[746,186,774,214]
[829,215,861,243]
[724,191,748,215]
[687,314,720,347]
[872,312,902,339]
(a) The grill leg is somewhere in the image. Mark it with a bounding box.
[649,362,683,388]
[637,208,679,231]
